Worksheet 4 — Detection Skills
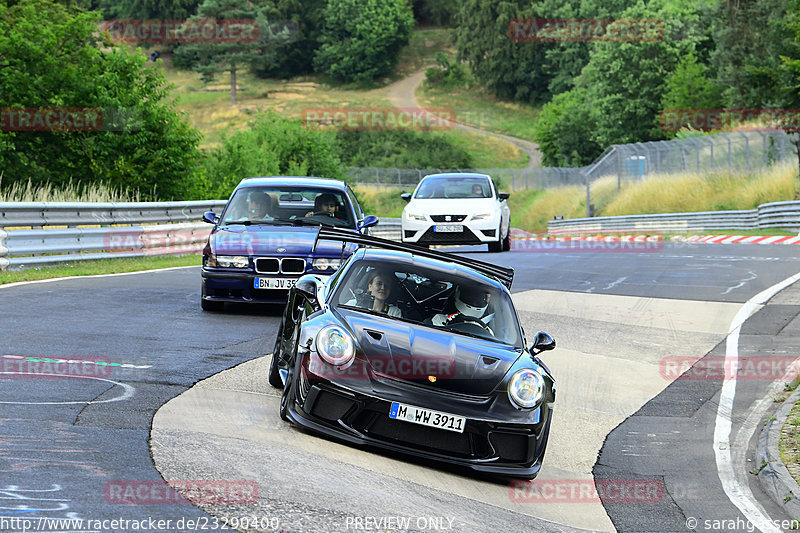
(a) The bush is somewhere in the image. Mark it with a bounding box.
[199,111,345,198]
[313,0,414,82]
[424,52,470,89]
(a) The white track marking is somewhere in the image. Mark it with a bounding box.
[0,265,198,290]
[0,373,135,405]
[714,270,800,533]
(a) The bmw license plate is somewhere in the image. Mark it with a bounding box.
[433,224,463,233]
[389,402,465,433]
[254,278,297,290]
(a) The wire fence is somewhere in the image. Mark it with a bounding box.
[347,130,798,191]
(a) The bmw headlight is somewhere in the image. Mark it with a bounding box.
[472,212,492,220]
[206,254,249,269]
[508,369,545,409]
[405,211,426,221]
[315,325,355,366]
[312,258,342,271]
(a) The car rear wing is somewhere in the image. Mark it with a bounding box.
[315,226,515,288]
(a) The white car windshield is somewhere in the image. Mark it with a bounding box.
[415,177,492,199]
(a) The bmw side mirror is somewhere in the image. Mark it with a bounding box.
[202,211,218,224]
[530,331,555,354]
[498,192,510,201]
[358,215,379,230]
[400,193,412,203]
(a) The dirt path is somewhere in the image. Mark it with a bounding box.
[385,69,543,169]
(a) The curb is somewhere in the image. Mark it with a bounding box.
[756,384,800,519]
[509,230,800,245]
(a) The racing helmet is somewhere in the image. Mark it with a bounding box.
[454,286,489,318]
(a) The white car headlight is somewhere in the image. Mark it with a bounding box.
[405,211,427,221]
[316,325,355,366]
[207,255,249,268]
[472,212,493,220]
[312,258,342,271]
[508,369,545,408]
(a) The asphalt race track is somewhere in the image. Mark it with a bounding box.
[2,242,800,532]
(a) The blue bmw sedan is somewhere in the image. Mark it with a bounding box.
[200,177,378,311]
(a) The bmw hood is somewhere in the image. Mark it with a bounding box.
[210,225,356,257]
[337,308,521,396]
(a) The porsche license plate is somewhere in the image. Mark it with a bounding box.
[254,278,296,290]
[433,224,463,233]
[389,402,465,433]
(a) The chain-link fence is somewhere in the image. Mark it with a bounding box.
[347,130,798,191]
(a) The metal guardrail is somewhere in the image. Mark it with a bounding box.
[547,200,800,234]
[0,203,403,271]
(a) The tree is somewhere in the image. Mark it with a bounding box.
[661,51,723,136]
[454,0,552,104]
[172,0,293,105]
[94,0,202,19]
[313,0,414,83]
[250,0,326,78]
[0,0,202,199]
[533,87,601,166]
[199,111,345,198]
[711,0,800,108]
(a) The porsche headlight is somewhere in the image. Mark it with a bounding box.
[508,369,545,409]
[315,325,355,366]
[472,212,492,220]
[312,258,342,271]
[405,211,426,221]
[206,254,249,269]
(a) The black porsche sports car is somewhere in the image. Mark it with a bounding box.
[269,228,556,479]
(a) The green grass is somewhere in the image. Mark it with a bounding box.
[779,385,800,488]
[0,255,201,284]
[418,83,541,144]
[445,129,528,168]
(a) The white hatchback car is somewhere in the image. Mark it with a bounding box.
[401,173,511,252]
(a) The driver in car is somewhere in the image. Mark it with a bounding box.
[306,193,339,218]
[431,285,494,335]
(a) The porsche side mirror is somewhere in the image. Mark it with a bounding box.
[401,193,412,203]
[498,192,510,201]
[530,331,555,354]
[202,211,218,224]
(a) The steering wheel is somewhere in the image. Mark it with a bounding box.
[446,314,495,336]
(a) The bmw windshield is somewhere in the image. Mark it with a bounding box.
[221,187,355,229]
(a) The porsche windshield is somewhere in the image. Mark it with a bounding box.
[334,261,522,347]
[221,187,354,228]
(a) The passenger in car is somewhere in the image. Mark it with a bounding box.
[346,269,402,318]
[230,190,273,221]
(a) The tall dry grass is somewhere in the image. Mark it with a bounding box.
[603,161,799,216]
[0,176,141,203]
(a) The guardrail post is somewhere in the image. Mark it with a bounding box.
[0,228,8,271]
